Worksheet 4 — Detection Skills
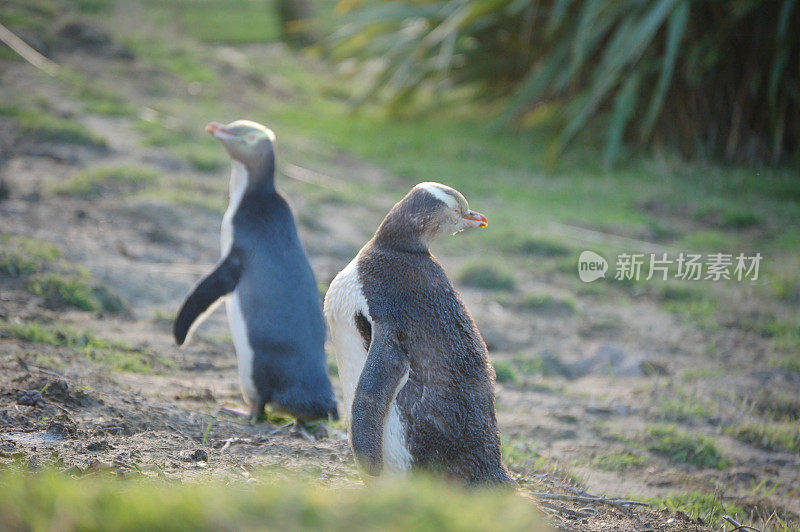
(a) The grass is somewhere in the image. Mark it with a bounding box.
[491,360,518,385]
[501,437,546,472]
[151,181,227,215]
[143,0,281,44]
[134,119,195,147]
[0,235,125,313]
[0,320,154,373]
[125,40,215,84]
[0,469,543,531]
[0,236,60,277]
[652,393,714,422]
[179,144,228,172]
[28,273,100,312]
[516,294,576,316]
[53,165,161,198]
[662,298,719,331]
[770,354,800,375]
[497,234,571,256]
[727,422,800,454]
[646,491,747,530]
[0,105,107,148]
[59,68,134,117]
[457,263,516,291]
[27,272,124,313]
[591,452,646,471]
[510,354,567,377]
[646,425,731,469]
[740,315,800,351]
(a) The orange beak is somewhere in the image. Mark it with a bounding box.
[206,122,237,141]
[463,210,488,228]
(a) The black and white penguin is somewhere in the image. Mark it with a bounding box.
[324,182,513,485]
[174,120,337,422]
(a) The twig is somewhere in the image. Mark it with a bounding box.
[548,221,686,255]
[540,503,596,519]
[219,437,252,452]
[722,515,762,532]
[279,163,342,190]
[268,421,294,436]
[528,492,650,507]
[0,22,59,76]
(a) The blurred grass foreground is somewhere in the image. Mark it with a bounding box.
[0,469,545,531]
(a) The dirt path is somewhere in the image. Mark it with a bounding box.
[0,10,798,531]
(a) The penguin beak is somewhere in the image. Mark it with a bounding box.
[462,210,488,228]
[206,122,238,142]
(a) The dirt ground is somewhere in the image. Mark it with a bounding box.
[0,10,798,531]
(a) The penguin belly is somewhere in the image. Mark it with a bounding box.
[220,160,260,409]
[225,289,260,408]
[325,258,412,474]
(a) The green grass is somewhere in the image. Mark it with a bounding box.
[770,354,800,375]
[680,366,726,382]
[510,355,567,377]
[53,165,161,198]
[151,181,227,215]
[134,119,196,147]
[591,452,646,471]
[516,294,576,316]
[0,235,124,313]
[176,0,280,44]
[662,298,719,331]
[497,233,571,256]
[727,422,800,454]
[58,68,135,116]
[647,425,730,469]
[125,40,215,83]
[501,437,545,472]
[0,236,60,277]
[27,272,124,313]
[491,360,518,385]
[0,469,543,531]
[0,320,154,373]
[653,394,713,422]
[0,105,107,147]
[180,145,228,172]
[645,491,747,530]
[457,263,516,291]
[740,315,800,351]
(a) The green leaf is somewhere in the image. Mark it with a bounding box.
[768,0,796,108]
[640,0,688,140]
[604,72,640,168]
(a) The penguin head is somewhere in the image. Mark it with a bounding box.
[377,182,487,248]
[206,120,276,174]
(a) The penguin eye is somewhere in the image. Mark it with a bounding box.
[245,133,258,144]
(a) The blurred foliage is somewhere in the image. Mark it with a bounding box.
[330,0,799,166]
[0,469,544,531]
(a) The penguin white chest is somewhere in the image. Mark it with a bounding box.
[324,258,412,474]
[220,161,259,407]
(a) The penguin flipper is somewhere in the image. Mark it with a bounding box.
[350,321,409,477]
[173,249,243,346]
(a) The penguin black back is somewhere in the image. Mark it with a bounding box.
[325,182,511,485]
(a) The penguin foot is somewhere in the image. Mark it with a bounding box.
[291,420,316,442]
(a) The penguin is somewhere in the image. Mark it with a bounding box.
[324,182,513,485]
[174,120,337,422]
